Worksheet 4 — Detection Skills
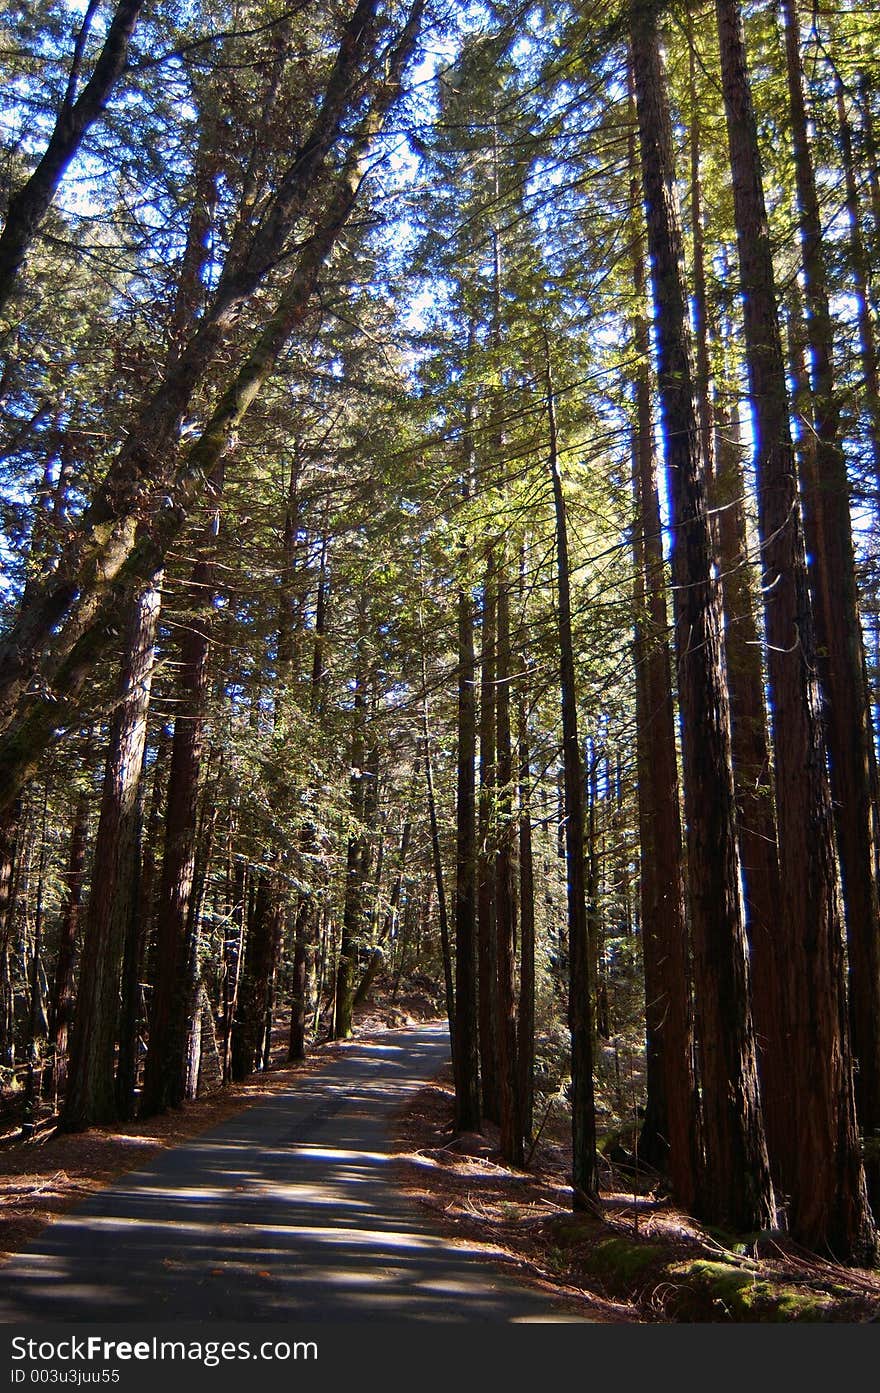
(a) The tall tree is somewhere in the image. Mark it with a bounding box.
[62,572,161,1129]
[778,0,880,1196]
[628,67,701,1209]
[452,509,481,1130]
[711,397,786,1167]
[494,554,522,1165]
[334,668,367,1041]
[715,0,876,1260]
[140,531,216,1117]
[477,551,500,1121]
[49,792,89,1096]
[545,340,599,1210]
[0,0,427,810]
[0,0,147,312]
[630,0,774,1233]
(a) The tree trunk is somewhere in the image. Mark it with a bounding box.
[334,672,366,1040]
[715,0,876,1261]
[630,2,774,1233]
[288,894,312,1063]
[544,336,598,1210]
[712,400,787,1173]
[834,79,880,496]
[141,545,215,1117]
[48,793,89,1099]
[230,872,276,1080]
[517,577,535,1149]
[0,803,20,1068]
[494,558,521,1165]
[223,852,246,1083]
[477,553,500,1122]
[182,782,220,1100]
[259,897,284,1072]
[779,0,880,1199]
[21,786,49,1137]
[421,727,455,1039]
[629,396,703,1207]
[627,58,701,1208]
[586,745,604,1040]
[453,568,481,1132]
[62,573,161,1130]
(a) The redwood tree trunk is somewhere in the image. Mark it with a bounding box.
[712,401,786,1172]
[715,0,876,1261]
[141,547,215,1116]
[49,793,89,1098]
[517,626,535,1149]
[627,58,701,1209]
[630,1,774,1233]
[0,803,19,1068]
[422,727,455,1039]
[835,79,880,496]
[231,872,278,1080]
[629,354,702,1208]
[545,340,598,1209]
[779,0,880,1198]
[288,892,313,1063]
[477,555,499,1123]
[62,573,161,1130]
[494,559,521,1165]
[453,568,481,1132]
[334,671,366,1040]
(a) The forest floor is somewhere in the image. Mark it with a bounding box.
[2,992,879,1322]
[391,1067,880,1323]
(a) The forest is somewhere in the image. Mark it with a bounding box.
[1,0,880,1310]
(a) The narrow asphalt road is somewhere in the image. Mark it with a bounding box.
[0,1024,582,1322]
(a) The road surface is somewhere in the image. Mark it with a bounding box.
[0,1024,583,1322]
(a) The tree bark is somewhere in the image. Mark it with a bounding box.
[629,356,702,1206]
[630,1,774,1233]
[334,671,367,1040]
[48,793,89,1098]
[21,786,49,1137]
[230,872,278,1079]
[715,0,876,1261]
[494,558,521,1165]
[0,803,20,1068]
[544,336,598,1209]
[477,553,500,1123]
[421,728,455,1039]
[517,569,535,1149]
[141,543,215,1117]
[627,48,701,1211]
[453,566,481,1132]
[288,893,312,1063]
[688,34,786,1182]
[778,0,880,1196]
[834,79,880,496]
[62,573,161,1130]
[712,401,786,1172]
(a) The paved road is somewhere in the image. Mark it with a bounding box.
[0,1024,581,1322]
